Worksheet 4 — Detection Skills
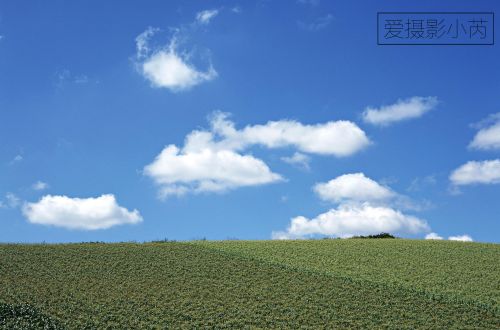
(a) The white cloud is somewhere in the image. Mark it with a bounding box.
[145,113,370,198]
[32,181,49,191]
[140,38,217,92]
[448,234,473,242]
[362,96,438,126]
[135,26,217,92]
[9,154,23,165]
[425,232,443,240]
[22,194,142,230]
[135,27,159,59]
[407,175,436,192]
[281,152,311,170]
[297,0,320,6]
[196,9,219,24]
[272,203,430,239]
[274,172,433,239]
[54,70,93,89]
[313,173,395,203]
[0,193,21,209]
[469,113,500,150]
[450,159,500,185]
[204,112,371,157]
[144,145,283,198]
[314,173,427,211]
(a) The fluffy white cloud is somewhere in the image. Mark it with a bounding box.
[362,96,438,126]
[273,172,433,239]
[196,9,219,24]
[425,232,443,240]
[281,152,311,170]
[450,159,500,185]
[135,28,217,92]
[272,203,430,239]
[313,173,428,211]
[314,173,395,203]
[448,235,473,242]
[32,181,49,191]
[145,113,370,198]
[203,112,371,157]
[144,145,283,198]
[22,194,142,230]
[469,113,500,150]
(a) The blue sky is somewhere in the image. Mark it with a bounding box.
[1,0,499,243]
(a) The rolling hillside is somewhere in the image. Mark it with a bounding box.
[0,240,499,329]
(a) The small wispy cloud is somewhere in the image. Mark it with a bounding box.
[55,69,94,89]
[425,232,443,240]
[231,6,242,14]
[0,193,21,209]
[32,181,49,191]
[8,154,23,165]
[296,0,320,6]
[448,234,473,242]
[298,14,333,31]
[426,233,473,242]
[196,9,219,25]
[281,152,311,170]
[362,96,438,126]
[407,175,437,192]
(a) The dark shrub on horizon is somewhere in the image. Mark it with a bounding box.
[351,233,397,239]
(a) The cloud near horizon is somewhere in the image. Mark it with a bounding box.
[362,96,438,126]
[425,232,443,240]
[22,194,143,230]
[144,112,370,198]
[425,232,473,242]
[448,234,473,242]
[274,173,430,239]
[272,203,430,239]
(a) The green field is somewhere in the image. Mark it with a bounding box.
[0,240,499,329]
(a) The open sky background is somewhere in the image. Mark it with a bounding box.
[1,0,499,243]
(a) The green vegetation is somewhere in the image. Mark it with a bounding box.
[197,239,500,306]
[0,240,498,328]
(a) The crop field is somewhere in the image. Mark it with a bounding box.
[0,240,499,329]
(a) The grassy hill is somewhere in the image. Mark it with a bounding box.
[0,240,498,329]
